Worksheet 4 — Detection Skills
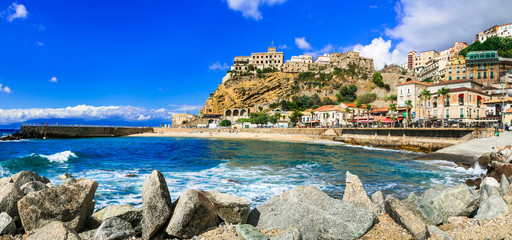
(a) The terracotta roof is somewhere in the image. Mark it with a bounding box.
[312,105,335,112]
[342,103,370,109]
[397,81,431,86]
[437,87,489,96]
[507,108,512,113]
[371,106,390,113]
[435,79,482,86]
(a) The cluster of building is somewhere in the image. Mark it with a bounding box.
[230,47,374,74]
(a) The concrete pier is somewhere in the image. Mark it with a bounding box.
[21,125,154,139]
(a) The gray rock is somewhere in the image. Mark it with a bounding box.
[342,171,377,212]
[371,191,386,215]
[0,177,12,185]
[141,170,172,240]
[20,181,49,195]
[93,217,136,240]
[204,191,250,224]
[481,177,500,188]
[236,224,269,240]
[248,186,376,240]
[0,182,24,221]
[26,221,81,240]
[0,212,16,235]
[474,195,509,219]
[59,173,73,180]
[404,192,444,225]
[79,229,97,240]
[92,205,142,234]
[165,189,219,238]
[385,196,428,240]
[11,171,50,189]
[17,178,98,232]
[427,225,452,240]
[417,184,479,223]
[47,183,58,189]
[480,184,502,201]
[270,227,301,240]
[501,174,509,196]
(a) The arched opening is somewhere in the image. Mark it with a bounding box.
[233,110,240,116]
[208,120,214,124]
[225,110,232,117]
[240,109,247,116]
[406,78,412,82]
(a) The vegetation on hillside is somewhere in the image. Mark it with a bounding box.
[459,36,512,58]
[372,72,391,91]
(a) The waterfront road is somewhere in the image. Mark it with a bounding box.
[437,131,512,158]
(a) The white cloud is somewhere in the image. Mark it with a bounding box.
[0,84,12,94]
[305,44,335,58]
[209,61,230,71]
[49,77,57,82]
[295,37,312,50]
[0,105,173,124]
[352,38,402,70]
[168,104,203,112]
[226,0,287,20]
[37,41,44,46]
[5,2,28,22]
[278,44,288,49]
[351,0,512,68]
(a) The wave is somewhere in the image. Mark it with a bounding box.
[421,159,487,176]
[2,150,78,170]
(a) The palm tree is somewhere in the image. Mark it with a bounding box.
[344,107,351,127]
[325,112,331,127]
[437,87,451,128]
[365,104,372,128]
[419,89,432,128]
[355,101,362,128]
[405,100,412,128]
[389,103,397,128]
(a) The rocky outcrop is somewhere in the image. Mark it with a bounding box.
[17,178,98,232]
[385,196,428,240]
[93,217,136,240]
[141,170,173,240]
[165,189,219,238]
[92,205,142,234]
[248,186,376,240]
[11,171,50,189]
[20,181,49,195]
[0,212,16,235]
[342,171,377,213]
[26,221,81,240]
[204,191,251,224]
[371,191,386,215]
[0,182,24,221]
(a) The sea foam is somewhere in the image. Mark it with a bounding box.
[38,150,78,163]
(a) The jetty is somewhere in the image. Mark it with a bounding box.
[20,123,154,139]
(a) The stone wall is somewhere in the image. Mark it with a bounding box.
[21,126,154,139]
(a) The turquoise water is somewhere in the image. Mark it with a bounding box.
[0,135,484,209]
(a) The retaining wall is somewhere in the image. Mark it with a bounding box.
[21,126,154,139]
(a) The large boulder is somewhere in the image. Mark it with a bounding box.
[165,189,219,238]
[248,186,376,240]
[427,225,452,240]
[141,170,173,240]
[415,184,479,224]
[501,174,509,196]
[20,181,49,195]
[92,205,142,233]
[342,171,377,213]
[26,221,81,240]
[93,217,136,240]
[235,224,269,240]
[475,185,509,220]
[17,178,98,232]
[385,196,428,240]
[371,191,386,215]
[488,165,512,182]
[0,183,23,221]
[271,227,301,240]
[480,177,500,188]
[404,192,443,225]
[0,212,16,235]
[204,191,250,224]
[11,171,50,189]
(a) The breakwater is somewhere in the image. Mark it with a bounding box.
[21,125,153,139]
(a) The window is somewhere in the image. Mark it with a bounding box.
[478,72,481,79]
[469,95,472,102]
[457,76,460,80]
[446,109,450,119]
[477,109,479,118]
[460,108,464,118]
[491,72,494,78]
[449,76,452,80]
[469,108,472,118]
[463,75,466,79]
[483,72,487,79]
[408,89,410,94]
[471,73,474,79]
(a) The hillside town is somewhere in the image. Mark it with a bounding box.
[175,22,512,130]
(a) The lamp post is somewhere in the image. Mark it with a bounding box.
[502,83,506,129]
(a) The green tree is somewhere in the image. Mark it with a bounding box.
[365,104,372,128]
[344,107,352,127]
[437,87,451,128]
[289,109,303,125]
[419,89,432,128]
[355,101,362,128]
[357,93,377,104]
[405,100,413,128]
[389,103,397,127]
[219,120,231,127]
[250,112,269,125]
[247,64,255,71]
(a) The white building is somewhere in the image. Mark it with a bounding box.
[314,53,331,65]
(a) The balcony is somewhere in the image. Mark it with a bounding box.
[433,103,437,108]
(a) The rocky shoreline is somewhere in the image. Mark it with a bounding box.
[0,147,512,239]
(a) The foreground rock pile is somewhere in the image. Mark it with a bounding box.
[2,169,512,239]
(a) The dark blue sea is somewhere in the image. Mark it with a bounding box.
[0,130,485,209]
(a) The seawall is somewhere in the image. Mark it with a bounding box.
[21,125,154,139]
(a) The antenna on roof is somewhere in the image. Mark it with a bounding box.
[271,40,275,47]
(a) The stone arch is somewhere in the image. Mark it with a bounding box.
[225,110,232,117]
[233,110,240,116]
[240,109,247,116]
[208,119,214,124]
[406,78,412,82]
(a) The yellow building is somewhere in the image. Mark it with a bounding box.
[446,56,467,81]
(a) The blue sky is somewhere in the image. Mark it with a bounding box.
[0,0,511,125]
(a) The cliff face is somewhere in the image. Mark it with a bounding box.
[202,72,297,114]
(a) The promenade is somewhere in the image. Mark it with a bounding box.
[437,131,512,157]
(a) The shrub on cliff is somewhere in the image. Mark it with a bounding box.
[219,120,231,127]
[357,93,377,104]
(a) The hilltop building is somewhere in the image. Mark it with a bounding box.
[465,50,512,87]
[172,113,195,127]
[446,56,467,81]
[476,23,512,42]
[231,47,284,72]
[283,55,313,73]
[314,53,331,65]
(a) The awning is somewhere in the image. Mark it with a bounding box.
[472,119,500,122]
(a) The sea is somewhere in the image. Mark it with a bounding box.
[0,129,486,209]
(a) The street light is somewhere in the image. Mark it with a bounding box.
[502,83,506,129]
